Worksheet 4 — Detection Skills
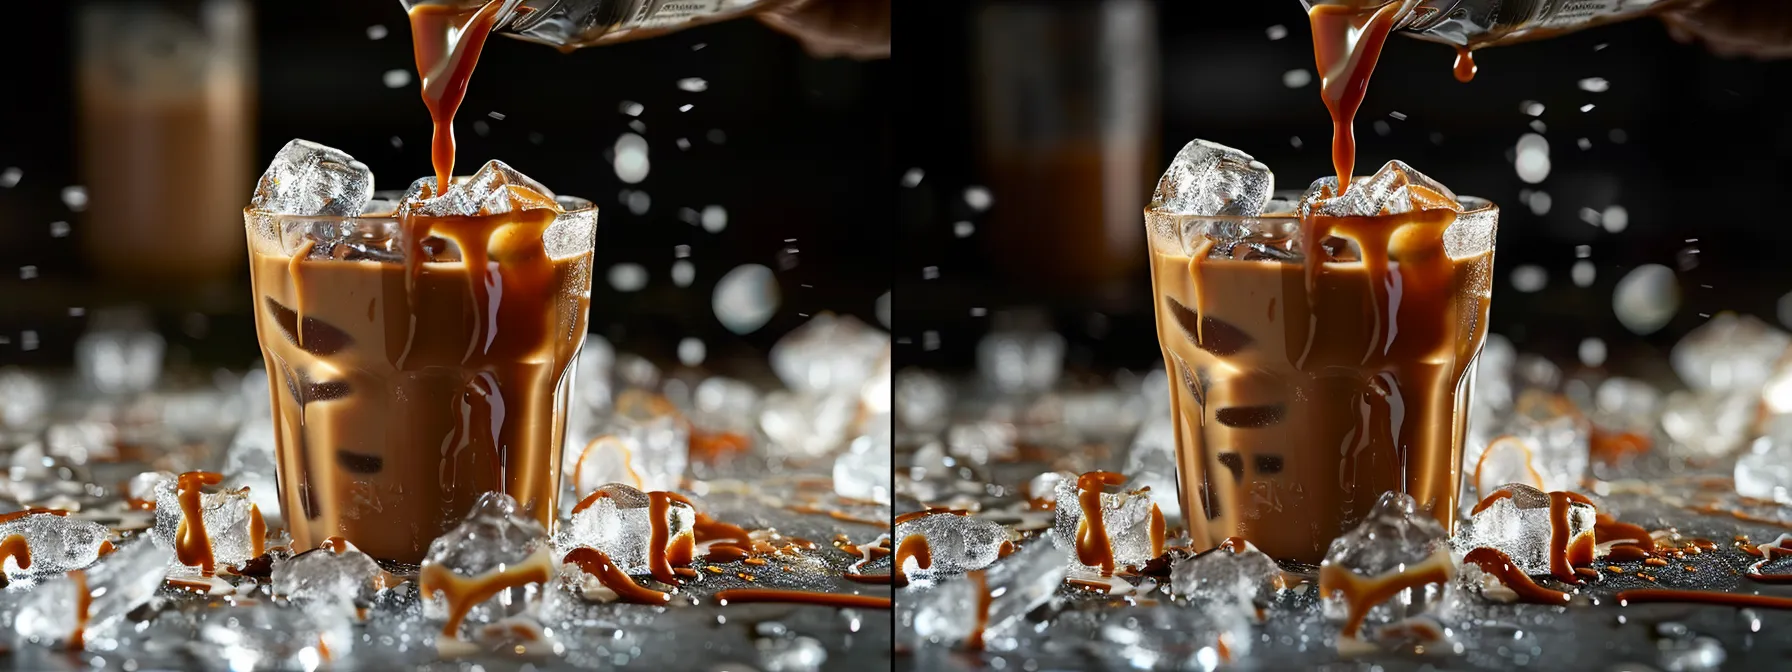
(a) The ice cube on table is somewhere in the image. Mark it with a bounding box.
[1509,391,1590,491]
[272,546,382,605]
[893,511,1011,584]
[566,395,689,494]
[1099,603,1255,668]
[223,418,283,525]
[769,313,890,397]
[1151,139,1275,217]
[946,420,1018,465]
[1456,483,1595,576]
[14,538,173,649]
[150,473,259,574]
[0,511,111,579]
[1671,312,1790,395]
[760,390,859,458]
[1168,542,1282,610]
[400,159,559,217]
[895,369,953,434]
[1320,492,1453,633]
[251,139,374,217]
[1467,435,1546,500]
[691,375,760,435]
[0,367,50,428]
[75,308,165,395]
[189,600,355,669]
[1123,414,1181,522]
[835,433,893,504]
[1299,159,1461,219]
[421,492,554,632]
[1052,474,1164,573]
[1592,376,1663,434]
[902,534,1068,650]
[977,318,1065,395]
[554,484,694,575]
[1736,436,1792,504]
[1662,389,1756,458]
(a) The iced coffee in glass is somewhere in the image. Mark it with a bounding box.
[1145,141,1496,564]
[245,141,596,565]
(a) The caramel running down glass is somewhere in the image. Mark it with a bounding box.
[245,193,596,565]
[1145,196,1497,564]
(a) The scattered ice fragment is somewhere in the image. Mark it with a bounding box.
[421,492,554,632]
[1052,474,1163,573]
[676,337,706,366]
[1151,139,1275,216]
[1123,414,1179,521]
[62,186,88,211]
[14,539,173,649]
[758,635,827,672]
[1522,101,1545,116]
[366,24,387,39]
[251,139,374,217]
[566,396,689,494]
[0,167,19,188]
[1320,492,1453,633]
[223,419,282,525]
[1456,484,1594,575]
[1580,104,1595,112]
[677,77,708,92]
[679,104,693,112]
[382,69,410,88]
[1578,137,1592,150]
[1099,603,1254,670]
[151,474,259,574]
[553,484,693,575]
[1662,389,1756,458]
[0,367,51,427]
[1736,436,1792,504]
[272,545,381,605]
[946,421,1019,465]
[1168,542,1282,610]
[953,221,974,237]
[1283,69,1311,88]
[1579,337,1607,367]
[1267,24,1287,40]
[189,601,355,670]
[1655,624,1726,672]
[835,433,893,505]
[0,511,111,578]
[877,290,892,328]
[700,205,727,232]
[1672,312,1789,394]
[1603,205,1629,232]
[1511,265,1547,292]
[770,313,889,396]
[977,314,1065,394]
[902,533,1066,648]
[894,369,952,433]
[894,511,1010,583]
[614,133,649,184]
[1508,391,1590,491]
[901,168,924,187]
[49,220,69,237]
[760,390,859,458]
[1572,260,1595,287]
[1614,264,1679,335]
[964,186,993,211]
[620,101,643,116]
[75,307,165,395]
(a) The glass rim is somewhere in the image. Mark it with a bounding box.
[242,190,598,221]
[1143,194,1498,221]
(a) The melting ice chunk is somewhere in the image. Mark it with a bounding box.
[14,538,173,649]
[1456,483,1595,575]
[1320,492,1454,635]
[420,492,553,632]
[554,484,694,575]
[400,159,559,217]
[769,313,890,397]
[1671,312,1790,395]
[272,545,382,606]
[893,511,1011,584]
[1051,474,1164,573]
[188,601,356,669]
[1299,159,1461,218]
[902,534,1068,649]
[0,511,111,579]
[251,139,374,217]
[150,473,260,574]
[1151,139,1275,217]
[835,432,893,504]
[1123,414,1181,522]
[1168,542,1283,611]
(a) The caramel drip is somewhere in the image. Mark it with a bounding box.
[713,588,892,609]
[997,540,1016,559]
[570,488,613,515]
[1594,514,1655,552]
[562,547,671,605]
[893,535,932,587]
[842,573,892,584]
[1605,546,1652,562]
[1470,489,1514,515]
[1318,548,1455,639]
[69,569,91,650]
[787,504,891,528]
[1745,534,1792,583]
[249,504,266,559]
[419,545,554,639]
[704,544,750,563]
[96,540,116,558]
[893,508,966,526]
[1309,0,1404,190]
[0,508,69,524]
[408,0,506,191]
[1147,504,1166,559]
[1462,547,1570,605]
[1452,46,1476,83]
[174,471,224,575]
[966,569,993,650]
[1,534,31,572]
[1074,471,1127,575]
[1617,589,1792,610]
[1548,491,1587,584]
[646,491,686,585]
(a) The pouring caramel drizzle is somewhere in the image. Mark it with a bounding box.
[712,588,892,610]
[408,0,506,192]
[965,569,994,650]
[0,508,69,524]
[1308,0,1405,190]
[561,547,671,604]
[1,534,31,572]
[1743,533,1792,583]
[1318,548,1455,639]
[1462,547,1570,604]
[174,471,225,575]
[69,569,92,650]
[419,544,555,639]
[1617,588,1792,610]
[1074,471,1127,576]
[893,535,932,587]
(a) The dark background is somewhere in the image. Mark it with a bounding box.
[0,0,890,374]
[895,0,1792,380]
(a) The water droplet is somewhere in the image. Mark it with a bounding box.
[1572,260,1596,287]
[1579,338,1607,367]
[1527,191,1552,215]
[366,25,388,40]
[901,168,925,187]
[677,78,708,92]
[608,263,647,292]
[1515,134,1550,184]
[953,221,975,238]
[1282,69,1312,88]
[620,101,644,116]
[1579,77,1610,93]
[61,186,88,211]
[672,260,695,288]
[1266,25,1287,40]
[713,264,779,335]
[1603,206,1628,233]
[613,133,649,184]
[382,69,411,88]
[677,338,706,366]
[625,190,651,215]
[0,167,20,188]
[50,221,69,237]
[700,206,727,233]
[1522,101,1545,117]
[1613,264,1678,335]
[1511,264,1547,292]
[964,186,993,211]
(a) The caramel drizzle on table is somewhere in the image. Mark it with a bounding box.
[712,588,891,609]
[562,547,671,604]
[787,503,890,528]
[1319,548,1455,639]
[174,471,225,575]
[1617,588,1792,610]
[893,535,932,587]
[1743,533,1792,583]
[419,545,554,639]
[1462,547,1570,605]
